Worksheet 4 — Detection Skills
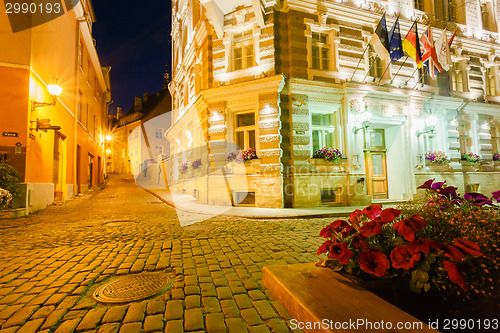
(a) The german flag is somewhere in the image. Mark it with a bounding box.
[402,21,422,68]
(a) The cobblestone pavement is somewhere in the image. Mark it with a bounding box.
[0,175,330,332]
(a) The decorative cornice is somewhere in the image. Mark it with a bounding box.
[260,149,281,157]
[260,134,280,143]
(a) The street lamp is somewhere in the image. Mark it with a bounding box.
[416,115,438,137]
[353,110,372,134]
[31,84,63,111]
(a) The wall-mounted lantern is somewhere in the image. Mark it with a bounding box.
[31,84,62,112]
[416,115,438,137]
[353,110,372,134]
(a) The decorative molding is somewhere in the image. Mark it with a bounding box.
[208,125,226,134]
[259,119,279,129]
[260,163,281,172]
[309,96,341,104]
[208,140,226,148]
[235,9,247,25]
[227,96,258,106]
[318,12,328,27]
[259,106,279,116]
[291,122,309,130]
[292,149,310,157]
[260,149,280,157]
[260,134,280,143]
[210,153,226,161]
[291,107,309,115]
[292,136,310,144]
[213,45,225,53]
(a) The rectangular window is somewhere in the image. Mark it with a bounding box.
[486,67,496,96]
[414,0,425,11]
[77,91,82,121]
[311,32,329,70]
[233,30,254,71]
[311,112,335,152]
[235,112,256,150]
[156,128,163,139]
[448,1,457,22]
[369,52,384,78]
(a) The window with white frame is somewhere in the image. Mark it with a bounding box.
[451,63,464,92]
[156,128,163,139]
[235,112,256,150]
[311,113,335,152]
[233,30,254,71]
[368,46,384,78]
[310,31,330,70]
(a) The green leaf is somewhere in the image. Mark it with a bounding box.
[423,282,431,292]
[418,261,431,272]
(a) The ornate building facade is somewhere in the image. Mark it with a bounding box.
[0,1,111,215]
[165,0,500,208]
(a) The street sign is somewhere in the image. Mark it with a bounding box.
[2,132,18,137]
[15,147,22,155]
[29,134,36,140]
[15,142,22,147]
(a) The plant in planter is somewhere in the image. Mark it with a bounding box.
[179,162,189,174]
[191,158,202,169]
[226,148,259,173]
[312,147,343,163]
[493,153,500,163]
[461,152,480,165]
[0,188,13,211]
[425,151,450,172]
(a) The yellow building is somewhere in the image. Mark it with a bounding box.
[0,1,111,215]
[107,89,172,188]
[166,0,500,209]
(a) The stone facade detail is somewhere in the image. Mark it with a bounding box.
[260,149,281,157]
[259,119,279,129]
[292,136,310,145]
[260,134,280,143]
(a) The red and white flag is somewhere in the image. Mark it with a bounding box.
[435,29,451,71]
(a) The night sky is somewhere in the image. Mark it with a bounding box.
[92,0,172,114]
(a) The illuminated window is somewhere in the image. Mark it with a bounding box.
[451,63,464,92]
[486,67,497,96]
[368,46,384,78]
[235,112,256,150]
[414,0,425,11]
[311,113,335,152]
[233,30,254,71]
[448,1,457,22]
[310,32,330,70]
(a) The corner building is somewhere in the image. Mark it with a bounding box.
[166,0,500,208]
[0,1,111,215]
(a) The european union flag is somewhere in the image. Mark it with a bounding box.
[388,17,404,63]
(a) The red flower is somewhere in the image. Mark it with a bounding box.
[358,250,390,277]
[407,239,438,254]
[417,178,435,189]
[320,219,351,238]
[442,244,466,261]
[393,214,426,241]
[443,261,469,291]
[319,226,333,238]
[348,209,363,230]
[318,240,332,255]
[362,204,382,220]
[390,245,421,270]
[452,239,484,257]
[351,233,370,251]
[380,208,401,223]
[359,219,383,237]
[327,242,354,265]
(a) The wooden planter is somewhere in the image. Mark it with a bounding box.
[310,158,347,173]
[461,160,479,172]
[427,164,450,172]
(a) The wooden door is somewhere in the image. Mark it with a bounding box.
[364,129,388,199]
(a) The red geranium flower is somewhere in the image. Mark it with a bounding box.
[320,219,352,238]
[442,244,466,261]
[417,178,435,189]
[390,245,421,270]
[380,208,401,223]
[358,250,390,277]
[393,214,426,241]
[362,204,382,220]
[319,226,333,238]
[351,233,370,251]
[348,209,363,230]
[443,261,469,291]
[407,239,439,254]
[359,218,383,237]
[318,239,333,255]
[452,239,484,257]
[327,242,354,265]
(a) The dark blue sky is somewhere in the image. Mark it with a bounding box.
[92,0,172,114]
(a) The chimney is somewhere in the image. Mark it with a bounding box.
[116,107,122,120]
[134,97,142,112]
[143,92,150,103]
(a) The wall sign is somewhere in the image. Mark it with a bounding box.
[2,132,18,137]
[15,147,22,155]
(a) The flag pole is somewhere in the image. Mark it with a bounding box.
[350,44,370,81]
[389,56,408,84]
[404,66,419,86]
[377,62,392,84]
[412,67,424,89]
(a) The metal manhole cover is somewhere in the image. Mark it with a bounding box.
[93,273,173,304]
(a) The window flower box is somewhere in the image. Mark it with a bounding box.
[309,158,347,173]
[427,164,450,172]
[461,153,480,171]
[425,151,449,172]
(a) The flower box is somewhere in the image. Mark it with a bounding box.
[309,158,347,173]
[233,159,260,174]
[461,160,479,172]
[426,164,449,172]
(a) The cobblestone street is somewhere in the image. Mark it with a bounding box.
[0,175,328,332]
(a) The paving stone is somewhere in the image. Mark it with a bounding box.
[53,318,81,333]
[228,281,246,295]
[123,302,146,323]
[242,279,260,291]
[0,294,23,304]
[40,309,66,330]
[0,305,23,320]
[165,319,183,333]
[96,322,120,333]
[234,294,253,310]
[216,287,233,300]
[31,305,55,319]
[240,308,263,326]
[63,310,88,321]
[205,312,226,333]
[248,290,266,301]
[56,296,80,311]
[164,300,183,320]
[270,301,291,321]
[184,308,204,331]
[184,295,200,309]
[248,324,271,333]
[146,300,165,315]
[266,318,289,333]
[252,300,278,320]
[0,326,20,333]
[76,308,107,331]
[225,318,248,333]
[200,283,217,297]
[171,288,185,300]
[16,318,44,333]
[220,299,240,318]
[101,306,127,323]
[202,297,221,313]
[1,305,39,328]
[184,286,200,295]
[118,322,142,333]
[184,276,198,286]
[143,314,163,332]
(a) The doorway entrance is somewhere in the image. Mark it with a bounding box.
[364,129,388,199]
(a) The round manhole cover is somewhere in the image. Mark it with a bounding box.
[93,273,173,304]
